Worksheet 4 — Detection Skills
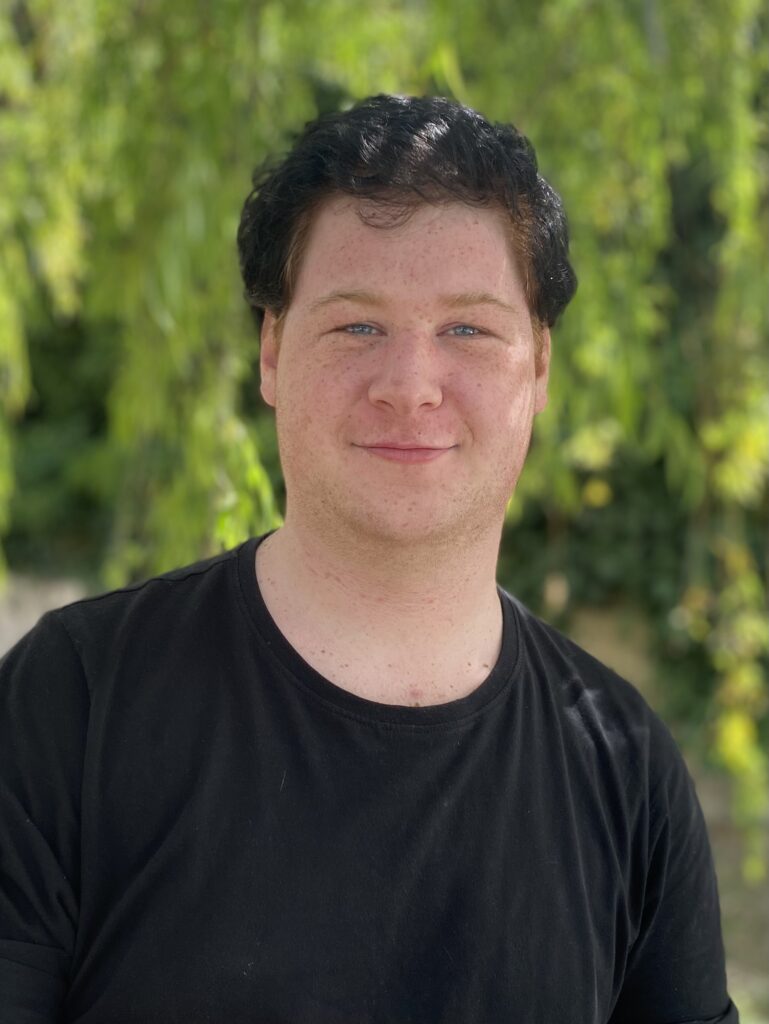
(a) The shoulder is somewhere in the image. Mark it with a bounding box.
[3,539,255,698]
[502,589,685,788]
[55,541,248,639]
[502,592,711,912]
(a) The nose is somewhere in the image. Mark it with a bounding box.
[367,331,444,414]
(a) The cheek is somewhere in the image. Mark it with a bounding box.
[276,356,362,435]
[466,358,534,413]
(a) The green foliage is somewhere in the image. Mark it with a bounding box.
[1,0,766,874]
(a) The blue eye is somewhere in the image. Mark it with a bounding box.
[342,323,378,335]
[448,324,482,337]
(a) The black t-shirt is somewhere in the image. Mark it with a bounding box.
[0,533,738,1022]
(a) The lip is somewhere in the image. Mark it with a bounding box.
[356,445,455,463]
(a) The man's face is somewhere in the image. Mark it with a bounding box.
[259,196,550,549]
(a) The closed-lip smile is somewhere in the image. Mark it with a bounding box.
[354,443,456,463]
[355,441,456,449]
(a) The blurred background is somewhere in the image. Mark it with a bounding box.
[0,0,767,1014]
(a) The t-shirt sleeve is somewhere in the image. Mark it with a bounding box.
[609,715,739,1023]
[0,611,89,1020]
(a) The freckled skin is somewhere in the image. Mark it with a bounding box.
[260,198,550,558]
[256,197,551,704]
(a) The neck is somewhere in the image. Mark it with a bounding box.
[255,518,505,705]
[267,515,501,621]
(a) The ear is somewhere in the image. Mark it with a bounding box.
[259,310,279,408]
[533,326,551,414]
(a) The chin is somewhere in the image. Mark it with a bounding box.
[336,501,502,551]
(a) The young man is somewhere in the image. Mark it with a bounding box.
[1,95,737,1021]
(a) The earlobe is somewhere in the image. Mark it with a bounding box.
[534,327,551,414]
[259,311,279,408]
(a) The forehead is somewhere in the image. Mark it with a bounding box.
[290,196,526,308]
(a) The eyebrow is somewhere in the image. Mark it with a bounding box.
[307,290,386,313]
[441,291,520,316]
[307,289,520,316]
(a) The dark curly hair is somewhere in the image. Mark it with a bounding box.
[237,94,577,331]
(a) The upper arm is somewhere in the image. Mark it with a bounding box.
[609,723,738,1023]
[0,612,89,1019]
